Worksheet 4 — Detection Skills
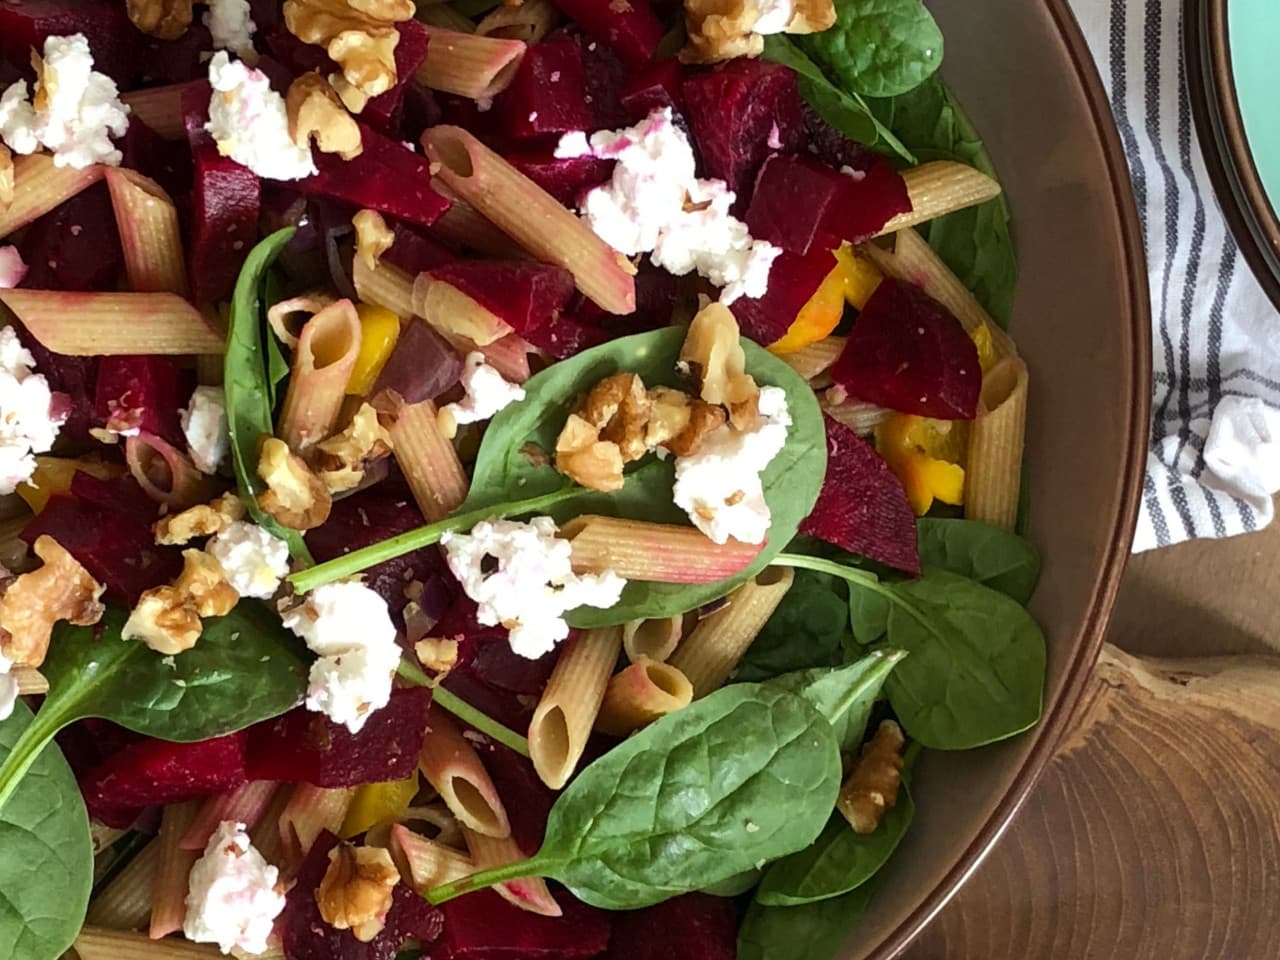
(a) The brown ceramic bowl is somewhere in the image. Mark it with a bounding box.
[848,2,1152,957]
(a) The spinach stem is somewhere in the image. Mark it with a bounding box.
[288,485,582,593]
[426,858,545,904]
[770,553,892,596]
[0,703,66,811]
[396,661,531,759]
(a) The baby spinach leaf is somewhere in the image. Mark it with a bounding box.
[734,571,850,682]
[428,684,842,909]
[0,701,92,960]
[916,518,1040,603]
[701,868,763,898]
[738,881,878,960]
[767,650,905,750]
[261,269,291,410]
[462,327,828,627]
[225,227,312,564]
[846,587,892,650]
[796,0,943,99]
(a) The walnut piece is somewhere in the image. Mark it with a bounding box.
[0,537,104,667]
[555,413,625,493]
[352,209,395,271]
[681,0,835,63]
[315,403,394,494]
[287,72,364,160]
[329,72,371,113]
[644,386,726,457]
[284,0,414,99]
[126,0,193,39]
[257,437,334,530]
[175,549,240,618]
[837,720,905,834]
[122,586,202,655]
[317,842,400,942]
[679,302,760,429]
[415,637,459,673]
[0,144,13,209]
[155,493,246,546]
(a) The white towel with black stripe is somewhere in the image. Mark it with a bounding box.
[1070,0,1280,550]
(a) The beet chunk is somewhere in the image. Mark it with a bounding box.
[831,278,981,420]
[549,0,663,69]
[380,221,455,276]
[16,336,97,443]
[434,889,611,960]
[362,21,431,135]
[603,893,737,960]
[800,416,920,574]
[478,742,556,856]
[505,151,615,207]
[520,311,608,359]
[370,318,464,405]
[17,183,123,292]
[93,356,186,444]
[120,118,194,202]
[731,247,836,346]
[140,23,216,85]
[495,33,593,140]
[620,58,685,122]
[427,261,576,335]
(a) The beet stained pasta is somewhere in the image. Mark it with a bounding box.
[85,838,161,931]
[475,0,559,43]
[0,153,103,239]
[180,781,279,851]
[778,334,847,382]
[669,566,796,698]
[965,356,1030,529]
[0,290,225,355]
[412,273,514,346]
[278,785,356,870]
[875,161,1004,237]
[621,615,683,664]
[389,824,476,893]
[416,27,526,98]
[77,927,274,960]
[426,181,531,260]
[418,709,512,838]
[278,299,362,452]
[386,397,470,522]
[560,516,762,584]
[149,800,200,939]
[125,434,218,509]
[528,626,623,789]
[461,827,562,918]
[104,169,188,296]
[119,82,199,140]
[247,784,291,869]
[413,1,477,32]
[352,256,415,319]
[595,657,695,737]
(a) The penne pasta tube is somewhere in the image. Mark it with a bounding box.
[0,290,225,355]
[415,2,478,33]
[149,800,200,939]
[595,657,694,737]
[423,127,637,315]
[389,823,475,893]
[126,433,219,509]
[266,293,335,351]
[874,162,1002,238]
[417,27,526,98]
[0,512,30,572]
[462,827,562,917]
[13,665,46,695]
[622,615,683,664]
[778,335,846,381]
[0,153,104,239]
[819,395,893,437]
[385,397,469,521]
[120,82,203,140]
[180,781,280,851]
[279,784,356,870]
[445,330,532,384]
[528,627,622,789]
[559,516,762,584]
[248,781,292,869]
[352,256,415,319]
[77,926,233,960]
[964,356,1029,530]
[669,567,796,698]
[105,168,188,296]
[86,837,161,930]
[278,299,362,452]
[412,272,514,346]
[476,0,559,42]
[430,182,531,260]
[419,709,511,838]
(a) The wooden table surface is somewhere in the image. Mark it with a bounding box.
[900,516,1280,960]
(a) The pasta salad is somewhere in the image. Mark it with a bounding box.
[0,0,1041,958]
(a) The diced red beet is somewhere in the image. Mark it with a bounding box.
[244,688,432,787]
[799,416,920,575]
[93,356,186,444]
[121,117,195,202]
[520,311,607,359]
[434,889,611,960]
[380,221,455,275]
[17,183,123,292]
[577,32,629,130]
[620,58,685,122]
[495,34,593,140]
[281,831,445,960]
[248,0,281,31]
[438,661,536,735]
[360,21,431,135]
[602,894,736,960]
[80,733,247,829]
[262,22,335,76]
[398,80,442,145]
[549,0,662,69]
[435,93,513,156]
[427,262,575,336]
[682,59,805,207]
[477,742,555,856]
[139,23,215,86]
[801,104,880,173]
[831,278,981,420]
[505,150,615,207]
[370,318,464,405]
[731,247,836,346]
[0,0,142,86]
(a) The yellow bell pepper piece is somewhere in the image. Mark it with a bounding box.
[347,304,402,396]
[340,775,419,838]
[17,457,120,514]
[875,414,966,516]
[832,244,883,309]
[769,246,885,356]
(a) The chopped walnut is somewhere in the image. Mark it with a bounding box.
[175,549,240,618]
[155,493,247,546]
[0,144,13,209]
[317,842,400,942]
[287,72,364,160]
[329,72,371,113]
[679,302,760,429]
[681,0,835,63]
[122,586,202,655]
[257,437,333,530]
[582,373,651,463]
[315,403,394,494]
[644,386,726,457]
[283,0,414,99]
[415,637,459,673]
[555,413,625,493]
[0,537,104,667]
[352,209,395,271]
[837,720,906,834]
[126,0,193,39]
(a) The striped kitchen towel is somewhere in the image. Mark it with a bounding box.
[1069,0,1280,550]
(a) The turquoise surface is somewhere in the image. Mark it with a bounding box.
[1229,0,1280,211]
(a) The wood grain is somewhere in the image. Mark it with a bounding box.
[900,644,1280,960]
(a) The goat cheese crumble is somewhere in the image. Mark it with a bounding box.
[673,386,792,544]
[0,326,67,495]
[0,34,130,169]
[182,386,231,474]
[561,108,780,304]
[184,820,285,956]
[281,581,401,733]
[205,52,317,181]
[0,650,17,722]
[205,0,257,58]
[441,352,526,428]
[207,521,290,599]
[0,247,27,289]
[441,517,625,659]
[754,0,797,33]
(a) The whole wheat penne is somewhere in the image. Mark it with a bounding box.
[560,516,762,584]
[86,837,160,930]
[874,162,1002,238]
[389,823,475,892]
[457,331,532,384]
[279,784,356,869]
[462,827,562,917]
[13,666,46,695]
[181,781,280,851]
[417,27,526,98]
[622,615,683,663]
[0,154,104,240]
[353,256,415,318]
[528,627,622,788]
[266,293,335,351]
[820,395,893,437]
[149,800,200,939]
[595,657,694,736]
[121,82,202,140]
[77,926,226,960]
[278,299,362,452]
[385,397,469,521]
[779,335,847,381]
[105,168,188,296]
[416,3,479,33]
[0,290,225,355]
[412,272,514,346]
[669,567,795,698]
[419,708,511,838]
[423,127,637,314]
[476,0,559,42]
[248,782,292,868]
[126,433,219,508]
[430,181,531,259]
[964,356,1029,529]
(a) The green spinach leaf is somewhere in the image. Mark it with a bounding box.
[225,228,312,564]
[428,684,842,909]
[846,587,892,650]
[462,327,827,627]
[767,650,905,750]
[701,868,762,898]
[261,269,291,410]
[0,701,92,960]
[916,519,1040,603]
[734,571,850,682]
[739,881,878,960]
[796,0,943,99]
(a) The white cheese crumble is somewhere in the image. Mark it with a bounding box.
[281,581,401,733]
[0,34,130,169]
[563,108,780,304]
[754,0,796,33]
[205,52,317,181]
[673,386,791,544]
[181,385,231,474]
[184,820,285,956]
[0,649,17,722]
[441,517,625,659]
[0,326,66,496]
[204,0,257,58]
[207,521,290,599]
[441,352,526,428]
[0,246,27,289]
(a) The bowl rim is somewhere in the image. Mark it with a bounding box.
[862,2,1153,957]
